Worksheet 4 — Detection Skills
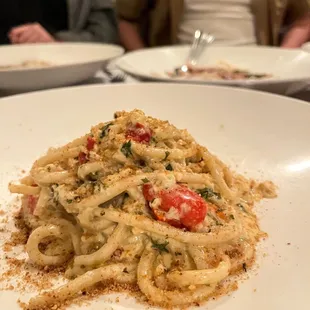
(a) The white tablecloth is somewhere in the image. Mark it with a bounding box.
[0,61,138,98]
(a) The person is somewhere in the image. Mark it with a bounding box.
[1,0,118,45]
[281,12,310,48]
[116,0,310,50]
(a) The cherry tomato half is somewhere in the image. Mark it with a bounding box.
[126,123,152,144]
[143,184,207,230]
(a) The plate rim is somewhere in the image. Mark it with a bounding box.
[0,42,124,73]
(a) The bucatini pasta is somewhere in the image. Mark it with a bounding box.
[9,109,277,309]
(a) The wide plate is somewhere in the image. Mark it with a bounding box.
[0,84,309,310]
[302,42,310,53]
[0,43,124,92]
[116,46,310,94]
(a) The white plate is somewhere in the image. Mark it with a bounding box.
[301,42,310,52]
[116,46,310,94]
[0,84,309,310]
[0,43,124,92]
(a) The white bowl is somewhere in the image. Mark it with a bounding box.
[0,83,309,310]
[0,43,124,92]
[301,42,310,52]
[116,46,310,94]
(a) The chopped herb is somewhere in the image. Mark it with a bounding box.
[66,199,73,204]
[151,239,169,253]
[164,151,170,160]
[229,214,235,220]
[208,213,223,226]
[141,178,150,184]
[197,188,221,201]
[150,137,157,144]
[175,252,182,256]
[100,123,112,139]
[166,163,173,171]
[121,140,132,157]
[237,203,248,214]
[242,263,247,272]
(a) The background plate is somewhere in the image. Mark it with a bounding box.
[0,43,124,92]
[116,46,310,94]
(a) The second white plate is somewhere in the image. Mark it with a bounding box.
[116,45,310,94]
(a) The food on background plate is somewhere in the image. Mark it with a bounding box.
[168,63,272,80]
[0,60,52,70]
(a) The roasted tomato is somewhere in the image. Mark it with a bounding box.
[86,137,95,151]
[143,184,207,230]
[27,195,38,214]
[126,123,152,144]
[78,152,88,164]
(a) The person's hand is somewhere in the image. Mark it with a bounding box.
[8,23,56,44]
[281,14,310,48]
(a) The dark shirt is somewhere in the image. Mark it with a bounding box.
[0,0,68,45]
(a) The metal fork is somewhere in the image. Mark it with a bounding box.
[103,68,126,83]
[174,30,215,76]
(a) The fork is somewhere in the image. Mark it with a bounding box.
[174,30,215,76]
[103,68,126,83]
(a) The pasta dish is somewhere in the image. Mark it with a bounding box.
[0,60,51,70]
[168,63,271,80]
[9,109,276,309]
